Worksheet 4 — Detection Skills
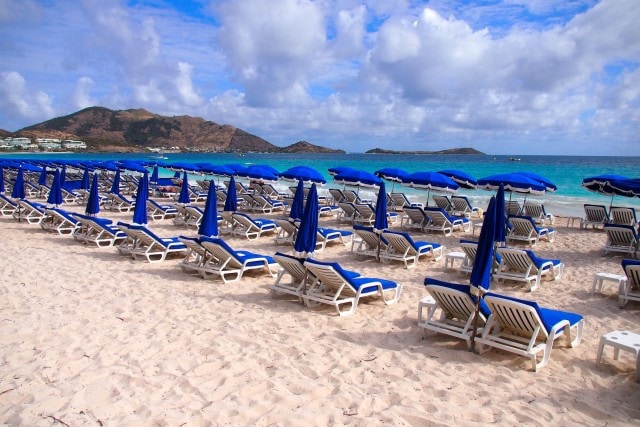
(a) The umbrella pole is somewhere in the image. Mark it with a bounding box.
[470,299,482,354]
[376,234,382,262]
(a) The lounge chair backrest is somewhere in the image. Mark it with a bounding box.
[403,206,429,225]
[506,201,522,216]
[199,237,243,269]
[274,252,307,283]
[622,259,640,289]
[509,216,536,235]
[433,195,452,211]
[451,196,473,214]
[583,204,609,223]
[496,248,535,274]
[483,294,549,340]
[610,207,637,226]
[329,188,346,204]
[522,202,545,220]
[604,224,639,245]
[382,231,417,255]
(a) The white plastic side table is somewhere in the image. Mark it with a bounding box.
[591,272,626,294]
[596,330,640,382]
[445,252,466,270]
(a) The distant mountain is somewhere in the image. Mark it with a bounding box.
[280,140,345,154]
[365,147,485,155]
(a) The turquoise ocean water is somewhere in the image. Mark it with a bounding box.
[2,152,639,218]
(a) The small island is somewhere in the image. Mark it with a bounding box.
[365,147,484,155]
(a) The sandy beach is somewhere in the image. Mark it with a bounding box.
[0,199,639,426]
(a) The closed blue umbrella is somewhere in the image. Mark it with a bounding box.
[198,182,219,237]
[0,167,5,194]
[38,166,48,186]
[11,167,25,200]
[150,164,159,184]
[80,167,90,190]
[495,184,506,245]
[47,169,63,207]
[437,169,478,190]
[132,172,149,225]
[224,176,238,212]
[289,179,305,221]
[178,171,191,205]
[85,172,100,216]
[110,169,121,194]
[294,183,319,258]
[373,181,388,261]
[59,165,66,188]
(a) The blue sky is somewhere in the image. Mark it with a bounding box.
[0,0,638,155]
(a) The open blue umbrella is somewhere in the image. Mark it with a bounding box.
[38,166,48,186]
[289,179,305,221]
[514,171,556,192]
[85,172,101,216]
[375,168,408,192]
[224,176,238,212]
[478,173,546,195]
[198,182,219,237]
[80,167,90,190]
[132,172,149,225]
[11,167,25,200]
[294,183,319,258]
[178,171,191,205]
[402,171,459,206]
[47,169,63,207]
[237,165,278,183]
[582,174,633,210]
[279,166,326,184]
[373,181,388,261]
[328,166,355,176]
[333,169,381,188]
[437,169,478,190]
[608,178,640,198]
[110,169,121,194]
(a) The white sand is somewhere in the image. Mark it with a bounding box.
[0,201,639,426]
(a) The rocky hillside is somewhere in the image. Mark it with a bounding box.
[365,147,484,155]
[280,141,345,154]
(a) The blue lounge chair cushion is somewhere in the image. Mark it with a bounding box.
[127,224,186,248]
[389,230,442,250]
[510,215,554,233]
[318,227,353,238]
[424,277,491,317]
[304,258,361,280]
[524,250,561,269]
[203,236,275,265]
[351,276,398,293]
[425,207,470,223]
[485,292,583,333]
[622,259,640,270]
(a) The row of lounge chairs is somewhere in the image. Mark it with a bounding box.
[401,206,471,236]
[581,204,638,229]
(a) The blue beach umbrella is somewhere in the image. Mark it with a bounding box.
[478,173,546,195]
[328,166,355,176]
[293,183,319,258]
[469,195,498,352]
[224,176,238,212]
[373,181,388,261]
[132,172,149,226]
[289,179,305,221]
[402,171,459,206]
[375,168,408,192]
[514,171,556,192]
[85,172,101,217]
[178,171,191,205]
[279,166,326,185]
[0,167,5,194]
[110,169,121,194]
[80,167,90,190]
[150,164,159,184]
[608,178,640,198]
[582,174,632,210]
[38,166,48,186]
[437,169,478,190]
[494,184,506,245]
[11,167,25,200]
[198,182,219,238]
[47,169,63,207]
[59,165,67,188]
[237,165,278,183]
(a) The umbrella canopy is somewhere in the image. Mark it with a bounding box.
[402,171,459,205]
[328,166,355,176]
[177,171,191,205]
[132,172,149,225]
[437,169,478,190]
[166,162,201,173]
[236,165,278,182]
[582,174,632,210]
[118,160,147,174]
[375,168,408,192]
[224,176,238,212]
[289,179,305,221]
[333,169,381,189]
[478,173,546,195]
[198,182,219,237]
[85,172,101,216]
[110,169,121,194]
[0,167,4,194]
[38,166,48,186]
[279,166,326,184]
[11,167,25,199]
[46,168,63,207]
[293,183,319,258]
[514,171,556,192]
[80,167,90,190]
[196,163,236,178]
[608,178,640,198]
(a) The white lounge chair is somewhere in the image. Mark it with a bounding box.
[381,230,444,269]
[610,207,638,227]
[506,200,522,216]
[457,240,503,276]
[0,194,17,217]
[401,206,430,231]
[268,252,312,301]
[329,188,347,204]
[177,236,216,275]
[198,236,278,283]
[424,207,471,236]
[507,215,556,246]
[72,214,127,248]
[247,194,286,214]
[493,247,564,292]
[352,225,388,259]
[619,259,640,308]
[13,200,47,224]
[302,258,402,316]
[451,196,482,218]
[105,192,136,212]
[337,202,357,224]
[522,201,554,225]
[433,195,453,212]
[421,278,491,349]
[40,208,80,235]
[231,212,280,240]
[603,224,639,258]
[116,223,188,263]
[580,204,610,229]
[476,293,584,371]
[146,199,178,221]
